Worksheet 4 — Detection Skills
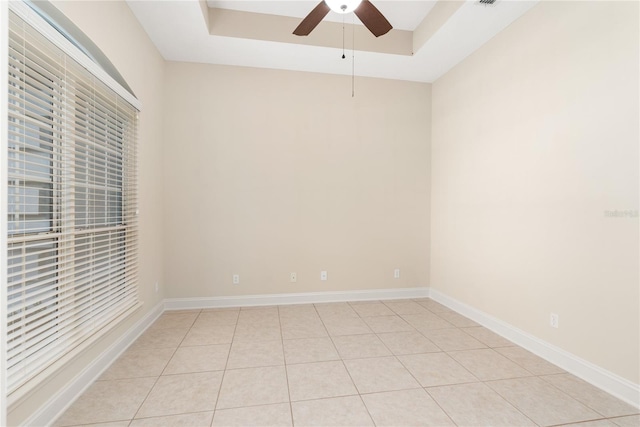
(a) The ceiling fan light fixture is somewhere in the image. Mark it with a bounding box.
[293,0,391,37]
[324,0,362,14]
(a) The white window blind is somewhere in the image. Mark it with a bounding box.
[6,9,139,396]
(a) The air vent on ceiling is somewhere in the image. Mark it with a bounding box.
[478,0,496,4]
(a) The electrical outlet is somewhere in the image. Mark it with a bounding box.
[154,282,159,292]
[233,274,240,285]
[290,272,297,283]
[320,271,327,281]
[394,268,400,279]
[550,313,559,328]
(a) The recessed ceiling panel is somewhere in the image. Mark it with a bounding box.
[128,0,539,83]
[207,0,437,31]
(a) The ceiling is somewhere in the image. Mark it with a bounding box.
[127,0,538,83]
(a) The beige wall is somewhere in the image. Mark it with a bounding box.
[431,1,639,384]
[7,0,640,423]
[8,1,166,425]
[163,63,431,298]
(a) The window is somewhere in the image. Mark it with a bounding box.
[5,7,139,398]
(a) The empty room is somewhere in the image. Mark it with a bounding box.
[0,0,638,426]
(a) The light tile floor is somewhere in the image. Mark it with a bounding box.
[55,298,639,427]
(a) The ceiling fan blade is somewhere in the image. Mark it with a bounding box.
[293,1,331,36]
[354,0,393,37]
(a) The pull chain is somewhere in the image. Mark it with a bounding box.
[342,15,346,59]
[352,13,355,97]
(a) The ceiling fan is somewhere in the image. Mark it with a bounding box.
[293,0,393,38]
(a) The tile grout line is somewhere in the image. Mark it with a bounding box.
[484,376,586,426]
[127,310,200,424]
[352,302,404,424]
[377,300,458,426]
[413,302,540,427]
[537,373,636,420]
[444,347,537,380]
[383,300,536,427]
[211,307,241,425]
[314,303,378,426]
[278,305,296,427]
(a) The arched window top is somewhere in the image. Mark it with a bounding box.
[25,0,137,103]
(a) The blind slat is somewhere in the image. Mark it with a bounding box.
[6,10,139,397]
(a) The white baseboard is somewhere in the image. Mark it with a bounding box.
[164,287,430,310]
[428,288,640,409]
[24,301,165,427]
